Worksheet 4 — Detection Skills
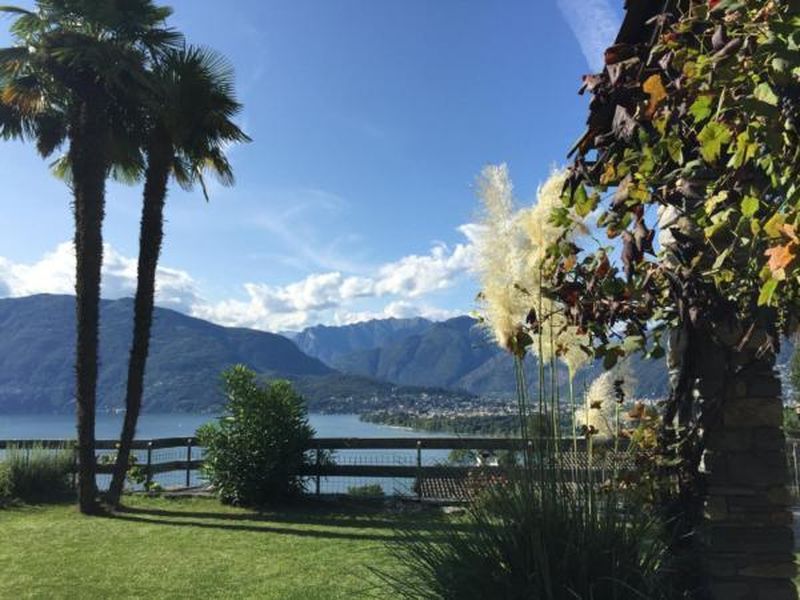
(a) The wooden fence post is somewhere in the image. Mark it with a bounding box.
[145,441,153,490]
[416,440,423,502]
[186,438,193,488]
[315,443,321,496]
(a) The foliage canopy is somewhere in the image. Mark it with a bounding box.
[546,0,800,366]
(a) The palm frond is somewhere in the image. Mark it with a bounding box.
[0,5,35,16]
[49,154,72,184]
[0,46,30,68]
[34,111,66,156]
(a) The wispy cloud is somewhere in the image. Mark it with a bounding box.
[249,188,369,274]
[556,0,621,73]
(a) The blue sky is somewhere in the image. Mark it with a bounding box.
[0,0,622,331]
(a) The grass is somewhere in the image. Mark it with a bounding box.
[0,495,450,600]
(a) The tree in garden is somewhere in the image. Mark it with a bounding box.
[541,0,799,597]
[107,46,249,508]
[0,0,180,514]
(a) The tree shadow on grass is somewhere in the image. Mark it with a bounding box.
[105,511,409,542]
[115,502,465,533]
[108,501,470,542]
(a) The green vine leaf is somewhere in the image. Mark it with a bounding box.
[754,81,779,106]
[697,121,732,163]
[689,95,713,124]
[741,195,759,218]
[758,277,779,306]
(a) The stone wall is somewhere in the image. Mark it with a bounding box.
[701,362,797,600]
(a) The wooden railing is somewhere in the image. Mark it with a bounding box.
[0,436,625,497]
[12,436,800,500]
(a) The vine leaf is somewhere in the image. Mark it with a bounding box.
[754,82,779,106]
[758,278,779,306]
[697,122,732,162]
[765,243,795,274]
[764,212,786,238]
[741,195,759,218]
[782,223,799,244]
[689,95,713,123]
[643,74,667,118]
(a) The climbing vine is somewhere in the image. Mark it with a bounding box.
[550,0,800,367]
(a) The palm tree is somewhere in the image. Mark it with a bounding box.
[106,46,249,506]
[0,0,180,514]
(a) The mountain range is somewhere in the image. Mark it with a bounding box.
[0,295,466,414]
[294,316,674,399]
[1,295,793,414]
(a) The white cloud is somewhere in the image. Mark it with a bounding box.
[330,301,462,327]
[0,242,201,312]
[0,227,476,332]
[195,232,476,331]
[374,242,475,297]
[556,0,621,73]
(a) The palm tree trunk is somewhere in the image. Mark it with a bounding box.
[107,132,171,507]
[69,97,111,516]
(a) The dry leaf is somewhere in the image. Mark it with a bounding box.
[643,74,667,118]
[782,223,799,244]
[765,243,796,273]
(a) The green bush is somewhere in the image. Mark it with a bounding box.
[784,407,800,438]
[198,365,315,506]
[347,483,385,498]
[0,444,74,504]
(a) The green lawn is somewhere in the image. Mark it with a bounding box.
[0,495,447,599]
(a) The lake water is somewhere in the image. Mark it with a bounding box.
[0,413,456,495]
[0,413,438,441]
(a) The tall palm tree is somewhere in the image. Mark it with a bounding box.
[107,46,249,506]
[0,0,180,514]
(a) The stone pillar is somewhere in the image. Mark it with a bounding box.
[701,357,797,600]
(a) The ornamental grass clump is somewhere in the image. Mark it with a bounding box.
[0,444,74,505]
[382,480,669,600]
[382,166,668,599]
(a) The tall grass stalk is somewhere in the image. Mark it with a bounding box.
[569,376,579,481]
[513,355,531,472]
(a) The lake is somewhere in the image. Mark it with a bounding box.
[0,413,456,495]
[0,413,441,441]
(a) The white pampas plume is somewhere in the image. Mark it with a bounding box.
[475,165,590,366]
[575,362,637,440]
[474,164,530,353]
[518,169,570,268]
[520,169,592,371]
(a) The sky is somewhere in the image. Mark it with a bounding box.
[0,0,622,332]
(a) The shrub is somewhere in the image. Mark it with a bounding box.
[0,444,74,504]
[98,451,161,493]
[0,462,12,507]
[198,365,315,506]
[347,484,384,498]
